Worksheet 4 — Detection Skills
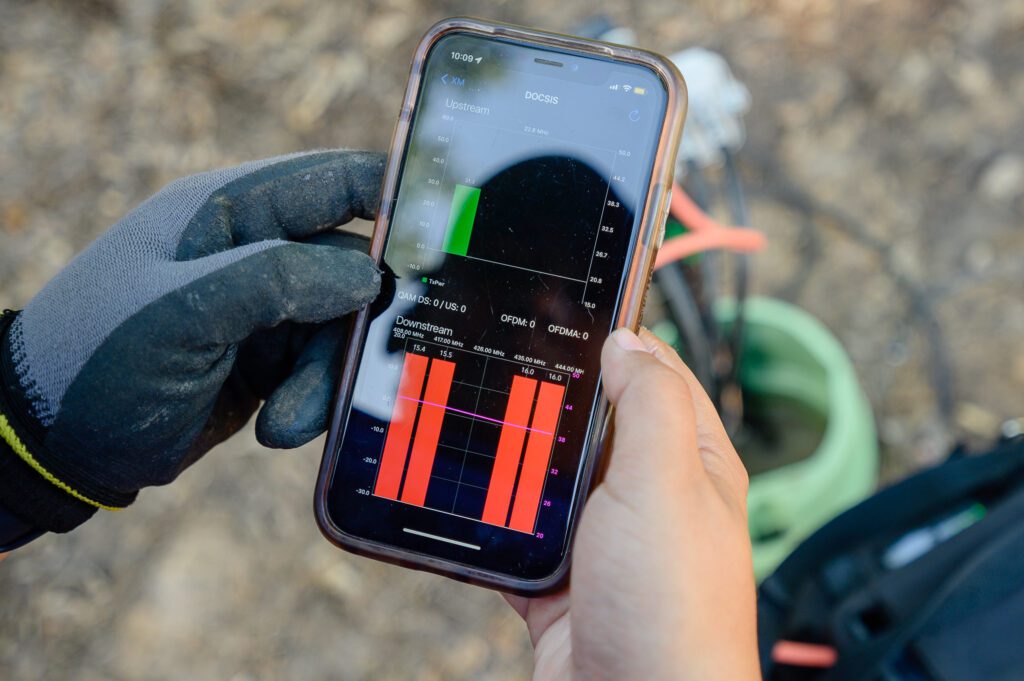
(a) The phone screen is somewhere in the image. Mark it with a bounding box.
[325,31,668,581]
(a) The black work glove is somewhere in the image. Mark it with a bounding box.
[0,150,385,534]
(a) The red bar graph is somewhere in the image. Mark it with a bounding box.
[508,381,566,533]
[374,353,429,499]
[400,358,457,506]
[480,375,538,526]
[373,347,568,531]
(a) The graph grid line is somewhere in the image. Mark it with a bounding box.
[397,395,554,435]
[373,338,571,534]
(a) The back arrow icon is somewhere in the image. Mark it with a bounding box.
[441,73,449,84]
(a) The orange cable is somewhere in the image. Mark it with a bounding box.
[671,181,726,233]
[655,229,765,269]
[772,640,838,668]
[654,182,766,270]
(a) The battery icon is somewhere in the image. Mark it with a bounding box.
[633,86,646,95]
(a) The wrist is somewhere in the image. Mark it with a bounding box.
[0,310,100,533]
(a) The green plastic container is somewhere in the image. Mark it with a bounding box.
[715,297,879,579]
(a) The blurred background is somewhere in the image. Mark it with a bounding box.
[1,0,1022,679]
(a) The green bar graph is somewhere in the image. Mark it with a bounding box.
[443,184,481,256]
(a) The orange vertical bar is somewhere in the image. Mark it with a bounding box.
[400,358,457,506]
[481,375,538,526]
[508,381,566,533]
[374,353,429,499]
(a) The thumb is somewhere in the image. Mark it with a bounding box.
[599,328,703,500]
[602,328,749,510]
[172,241,381,346]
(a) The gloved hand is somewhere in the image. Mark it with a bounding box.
[0,150,386,534]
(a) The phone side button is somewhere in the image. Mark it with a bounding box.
[643,183,667,246]
[658,188,671,247]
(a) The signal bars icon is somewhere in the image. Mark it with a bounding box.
[609,83,645,95]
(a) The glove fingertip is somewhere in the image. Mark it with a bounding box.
[325,247,383,311]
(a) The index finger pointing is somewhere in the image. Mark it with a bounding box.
[176,150,385,259]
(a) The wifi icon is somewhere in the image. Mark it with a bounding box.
[622,84,633,93]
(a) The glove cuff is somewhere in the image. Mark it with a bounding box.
[0,310,102,533]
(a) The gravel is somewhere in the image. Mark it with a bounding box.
[1,1,1022,679]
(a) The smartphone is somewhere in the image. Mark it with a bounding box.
[316,17,686,594]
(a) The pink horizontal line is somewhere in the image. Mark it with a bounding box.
[398,395,553,436]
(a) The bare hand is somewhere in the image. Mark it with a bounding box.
[506,328,760,681]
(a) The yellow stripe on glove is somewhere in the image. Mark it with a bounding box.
[0,410,123,512]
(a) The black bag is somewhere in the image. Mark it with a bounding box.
[758,436,1024,681]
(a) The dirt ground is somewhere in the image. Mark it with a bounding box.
[1,0,1022,679]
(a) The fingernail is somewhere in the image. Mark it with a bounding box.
[610,328,649,352]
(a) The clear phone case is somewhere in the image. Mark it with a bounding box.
[315,17,687,594]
